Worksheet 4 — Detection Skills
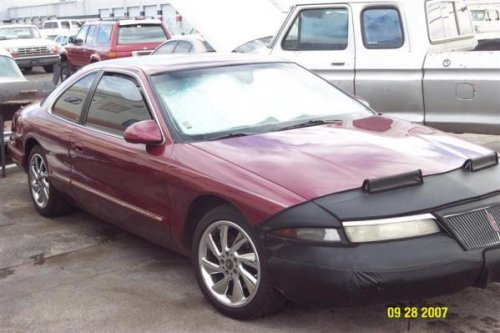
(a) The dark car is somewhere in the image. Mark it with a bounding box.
[1,48,56,177]
[8,54,500,319]
[61,18,170,80]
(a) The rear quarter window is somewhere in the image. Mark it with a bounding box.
[361,7,404,49]
[52,73,97,123]
[117,24,166,44]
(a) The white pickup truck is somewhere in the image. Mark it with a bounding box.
[171,0,500,134]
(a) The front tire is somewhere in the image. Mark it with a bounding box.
[60,61,71,81]
[28,145,72,217]
[192,205,285,319]
[43,65,54,73]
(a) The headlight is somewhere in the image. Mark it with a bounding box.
[49,45,59,53]
[269,228,341,243]
[6,47,18,54]
[343,213,439,243]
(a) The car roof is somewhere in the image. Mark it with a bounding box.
[84,53,289,75]
[167,34,206,42]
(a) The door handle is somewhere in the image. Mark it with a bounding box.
[331,62,345,66]
[73,142,84,153]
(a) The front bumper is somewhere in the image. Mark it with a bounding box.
[265,234,500,307]
[15,55,60,68]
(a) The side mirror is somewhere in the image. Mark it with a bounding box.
[123,120,163,145]
[74,38,83,45]
[68,36,75,44]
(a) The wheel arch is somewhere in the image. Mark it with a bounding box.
[183,195,237,249]
[23,137,41,171]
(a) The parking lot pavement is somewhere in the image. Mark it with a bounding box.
[24,67,54,82]
[1,135,500,333]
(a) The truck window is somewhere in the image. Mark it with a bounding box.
[362,8,404,48]
[61,21,70,29]
[86,25,96,44]
[96,25,112,44]
[75,25,89,44]
[470,10,486,21]
[283,8,349,51]
[426,0,474,42]
[117,24,166,44]
[44,22,57,29]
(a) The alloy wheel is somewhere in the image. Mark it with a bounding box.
[198,220,261,308]
[29,153,50,208]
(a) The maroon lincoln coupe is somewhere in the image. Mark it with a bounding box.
[8,54,500,319]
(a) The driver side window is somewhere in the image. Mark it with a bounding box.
[75,25,89,44]
[85,73,152,136]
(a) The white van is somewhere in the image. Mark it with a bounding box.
[42,20,81,40]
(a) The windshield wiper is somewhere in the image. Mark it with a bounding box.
[211,132,253,141]
[276,119,341,132]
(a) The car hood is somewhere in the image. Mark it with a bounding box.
[190,116,494,199]
[169,0,285,52]
[0,38,58,48]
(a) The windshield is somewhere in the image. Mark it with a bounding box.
[0,27,41,40]
[152,63,373,141]
[0,56,24,79]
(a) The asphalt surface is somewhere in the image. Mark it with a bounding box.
[1,70,499,332]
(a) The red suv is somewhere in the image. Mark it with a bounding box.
[61,18,170,80]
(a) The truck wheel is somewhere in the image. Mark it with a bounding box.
[60,62,71,81]
[192,204,285,319]
[24,67,33,72]
[28,145,73,217]
[43,65,54,73]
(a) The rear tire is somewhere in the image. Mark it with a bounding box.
[23,67,33,72]
[192,204,285,319]
[43,65,54,73]
[28,145,73,217]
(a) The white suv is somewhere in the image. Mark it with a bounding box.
[0,24,60,73]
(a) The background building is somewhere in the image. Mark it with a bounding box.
[0,0,294,34]
[0,0,195,35]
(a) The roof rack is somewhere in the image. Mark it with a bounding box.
[98,16,159,21]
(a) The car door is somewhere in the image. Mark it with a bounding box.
[68,25,89,70]
[270,5,355,94]
[353,5,425,123]
[70,71,173,245]
[45,71,98,194]
[83,25,96,62]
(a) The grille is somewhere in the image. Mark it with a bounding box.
[18,46,51,57]
[445,205,500,250]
